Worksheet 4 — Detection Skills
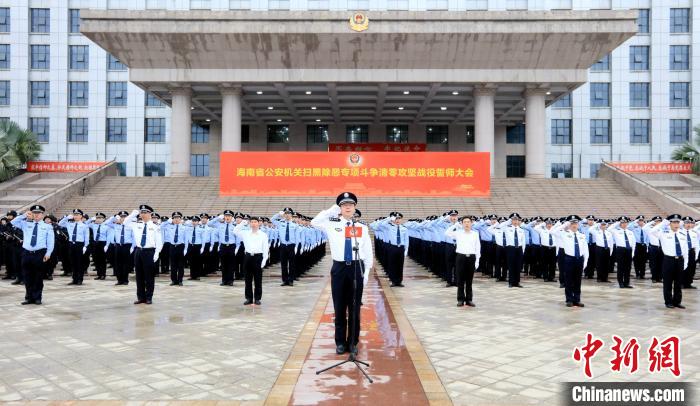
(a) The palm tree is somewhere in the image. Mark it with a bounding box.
[671,125,700,175]
[0,120,42,182]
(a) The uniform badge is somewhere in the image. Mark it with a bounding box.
[349,13,369,32]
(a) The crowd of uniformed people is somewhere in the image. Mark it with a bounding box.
[1,206,326,306]
[372,212,699,309]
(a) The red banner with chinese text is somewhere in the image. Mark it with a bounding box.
[220,152,489,197]
[26,161,108,172]
[609,162,692,174]
[328,143,426,152]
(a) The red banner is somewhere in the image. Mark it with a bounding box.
[328,143,426,152]
[26,161,107,172]
[609,162,692,174]
[220,152,490,197]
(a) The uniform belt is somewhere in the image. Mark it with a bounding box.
[69,241,83,245]
[334,260,360,265]
[246,253,262,257]
[457,253,476,257]
[135,247,155,251]
[171,243,184,246]
[664,255,683,260]
[282,242,295,246]
[24,247,46,254]
[564,254,583,259]
[221,243,235,247]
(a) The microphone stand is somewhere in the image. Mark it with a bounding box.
[316,218,373,383]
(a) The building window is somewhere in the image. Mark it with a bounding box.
[551,163,573,178]
[0,44,9,69]
[346,125,369,143]
[116,162,127,176]
[0,80,8,105]
[426,0,448,10]
[670,119,690,144]
[590,163,601,178]
[267,125,289,143]
[629,46,649,70]
[347,0,369,9]
[387,125,408,143]
[107,82,127,106]
[30,9,50,33]
[670,82,689,107]
[145,93,162,107]
[69,9,80,33]
[590,119,610,144]
[145,118,165,142]
[553,93,571,108]
[590,83,610,107]
[426,125,448,144]
[551,119,572,144]
[29,117,49,143]
[68,118,88,142]
[106,118,127,142]
[190,154,209,177]
[670,45,690,70]
[637,9,649,33]
[307,0,329,9]
[191,123,209,143]
[30,81,49,106]
[465,126,474,144]
[506,156,525,178]
[30,45,49,69]
[307,125,329,143]
[0,8,9,32]
[144,162,165,177]
[107,53,126,71]
[268,0,290,9]
[506,124,525,144]
[69,82,89,106]
[229,0,252,9]
[387,0,408,10]
[69,45,88,70]
[670,8,690,33]
[629,83,649,107]
[591,54,610,71]
[242,125,250,143]
[629,119,649,144]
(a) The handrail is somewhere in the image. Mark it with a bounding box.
[17,161,118,213]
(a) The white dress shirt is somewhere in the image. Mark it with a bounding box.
[124,210,163,260]
[552,222,589,269]
[310,205,373,285]
[642,221,662,246]
[534,224,556,248]
[649,220,689,269]
[588,224,614,256]
[684,228,699,262]
[488,220,526,252]
[610,223,636,257]
[234,222,269,265]
[445,225,481,265]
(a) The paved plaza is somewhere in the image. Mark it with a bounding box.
[0,256,698,405]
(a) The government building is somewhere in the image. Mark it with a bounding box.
[0,1,694,178]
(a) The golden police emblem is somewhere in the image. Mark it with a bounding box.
[349,13,368,32]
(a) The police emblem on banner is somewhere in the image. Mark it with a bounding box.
[349,153,361,166]
[349,13,368,32]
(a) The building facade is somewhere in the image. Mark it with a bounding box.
[0,1,693,178]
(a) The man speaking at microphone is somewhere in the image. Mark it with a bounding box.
[311,192,374,355]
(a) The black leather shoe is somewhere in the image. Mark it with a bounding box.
[34,300,41,305]
[336,344,346,355]
[145,300,152,305]
[134,300,144,305]
[243,300,253,305]
[178,282,183,286]
[665,304,675,309]
[254,300,261,305]
[574,302,585,308]
[349,345,358,355]
[219,282,227,286]
[396,283,405,287]
[566,302,573,307]
[11,280,23,285]
[624,285,634,289]
[67,282,76,285]
[675,304,686,309]
[21,300,33,305]
[465,301,475,307]
[457,302,464,307]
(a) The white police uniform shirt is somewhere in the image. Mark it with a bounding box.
[642,221,662,247]
[444,226,481,264]
[552,222,589,268]
[489,220,526,252]
[649,220,689,269]
[124,210,163,258]
[684,228,699,262]
[310,205,373,285]
[588,224,614,256]
[609,223,636,257]
[534,224,556,248]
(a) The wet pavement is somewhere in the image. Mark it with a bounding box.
[288,270,429,405]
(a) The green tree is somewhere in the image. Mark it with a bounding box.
[0,120,42,182]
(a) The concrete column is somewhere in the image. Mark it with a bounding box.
[170,87,192,177]
[474,87,496,175]
[220,86,243,152]
[524,88,547,178]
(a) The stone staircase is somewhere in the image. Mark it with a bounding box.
[0,172,83,214]
[632,173,700,210]
[55,176,665,219]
